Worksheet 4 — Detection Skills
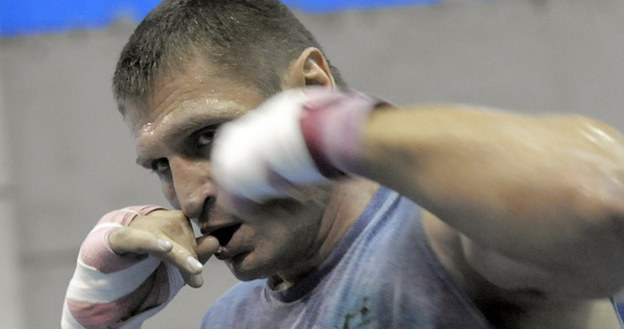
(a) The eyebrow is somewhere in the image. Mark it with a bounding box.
[134,118,224,169]
[171,118,222,138]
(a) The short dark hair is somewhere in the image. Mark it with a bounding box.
[112,0,345,114]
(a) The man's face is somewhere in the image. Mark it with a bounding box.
[124,60,330,281]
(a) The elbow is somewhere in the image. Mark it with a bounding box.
[575,174,624,241]
[564,177,624,296]
[589,209,624,295]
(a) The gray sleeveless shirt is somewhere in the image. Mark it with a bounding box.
[200,188,494,329]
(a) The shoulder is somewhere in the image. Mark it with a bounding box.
[423,210,535,299]
[422,211,623,328]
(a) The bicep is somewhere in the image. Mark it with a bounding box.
[429,210,623,299]
[423,210,558,297]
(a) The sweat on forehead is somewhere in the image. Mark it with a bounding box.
[121,64,269,143]
[112,0,344,117]
[120,58,241,117]
[119,52,278,119]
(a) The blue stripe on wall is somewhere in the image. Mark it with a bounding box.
[0,0,161,37]
[283,0,439,13]
[0,0,439,37]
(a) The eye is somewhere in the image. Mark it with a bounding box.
[151,158,170,175]
[194,127,218,149]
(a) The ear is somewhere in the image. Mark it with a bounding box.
[282,47,336,90]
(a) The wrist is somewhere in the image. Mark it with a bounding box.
[299,88,387,177]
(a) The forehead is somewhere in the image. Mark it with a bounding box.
[125,61,264,134]
[123,60,267,160]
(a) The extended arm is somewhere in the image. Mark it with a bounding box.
[358,105,624,297]
[212,88,624,298]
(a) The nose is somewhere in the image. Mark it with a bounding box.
[168,155,216,221]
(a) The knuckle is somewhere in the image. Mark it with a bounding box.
[164,210,189,224]
[108,227,140,254]
[171,209,186,218]
[161,209,186,220]
[109,227,130,242]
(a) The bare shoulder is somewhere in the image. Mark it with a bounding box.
[422,210,622,329]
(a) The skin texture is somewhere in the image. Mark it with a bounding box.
[359,106,624,328]
[109,47,374,294]
[108,47,624,327]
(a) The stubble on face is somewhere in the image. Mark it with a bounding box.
[223,186,333,282]
[120,58,345,285]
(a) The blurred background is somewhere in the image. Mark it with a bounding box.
[1,0,623,328]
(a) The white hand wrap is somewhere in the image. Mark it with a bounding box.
[62,206,184,329]
[212,87,384,202]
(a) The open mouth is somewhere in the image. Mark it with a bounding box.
[210,223,241,246]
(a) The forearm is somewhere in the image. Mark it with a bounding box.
[211,89,624,295]
[357,106,591,219]
[357,105,624,293]
[62,206,183,329]
[63,263,160,329]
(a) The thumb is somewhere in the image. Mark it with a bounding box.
[196,235,220,264]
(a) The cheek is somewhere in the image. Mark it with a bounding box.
[261,203,324,239]
[262,211,323,256]
[239,198,328,261]
[230,213,323,280]
[246,215,316,258]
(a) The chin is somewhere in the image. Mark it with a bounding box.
[229,267,271,282]
[226,257,274,282]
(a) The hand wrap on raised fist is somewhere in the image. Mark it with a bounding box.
[212,87,384,202]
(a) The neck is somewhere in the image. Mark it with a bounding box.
[276,178,379,287]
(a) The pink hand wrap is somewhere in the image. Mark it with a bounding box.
[62,206,185,329]
[300,88,386,177]
[212,87,387,202]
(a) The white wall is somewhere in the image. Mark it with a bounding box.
[0,59,25,329]
[1,0,623,327]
